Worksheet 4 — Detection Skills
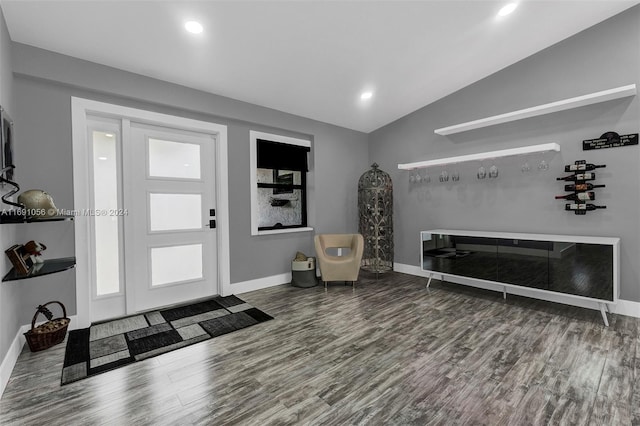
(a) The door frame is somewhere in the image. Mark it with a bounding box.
[71,97,231,328]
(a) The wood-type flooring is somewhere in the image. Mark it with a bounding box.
[1,271,639,425]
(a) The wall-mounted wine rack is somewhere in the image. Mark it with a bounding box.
[556,160,607,215]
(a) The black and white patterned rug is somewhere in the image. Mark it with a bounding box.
[61,295,272,385]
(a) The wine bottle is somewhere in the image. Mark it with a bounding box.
[555,191,595,201]
[564,163,606,172]
[565,203,606,211]
[556,173,595,181]
[564,183,605,191]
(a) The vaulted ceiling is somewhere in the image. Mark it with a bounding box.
[2,1,638,132]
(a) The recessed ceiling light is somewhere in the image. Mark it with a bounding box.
[360,91,373,100]
[105,133,114,138]
[183,163,190,167]
[185,21,204,34]
[98,156,108,161]
[497,3,518,17]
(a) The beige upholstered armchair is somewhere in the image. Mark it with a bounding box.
[314,234,364,289]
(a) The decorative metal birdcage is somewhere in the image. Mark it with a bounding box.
[358,163,393,274]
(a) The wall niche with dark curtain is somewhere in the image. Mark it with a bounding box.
[256,138,310,231]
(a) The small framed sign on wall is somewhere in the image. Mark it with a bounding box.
[583,131,638,151]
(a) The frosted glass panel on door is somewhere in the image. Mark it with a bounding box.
[149,193,202,231]
[148,138,201,179]
[151,244,203,286]
[92,131,121,296]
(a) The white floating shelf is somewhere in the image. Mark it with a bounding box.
[398,142,560,170]
[434,84,637,136]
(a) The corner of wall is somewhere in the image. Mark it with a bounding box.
[0,2,23,384]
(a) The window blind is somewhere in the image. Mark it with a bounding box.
[257,139,310,171]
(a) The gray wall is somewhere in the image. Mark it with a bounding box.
[0,8,11,111]
[0,6,20,369]
[2,43,368,361]
[2,4,638,367]
[369,6,640,302]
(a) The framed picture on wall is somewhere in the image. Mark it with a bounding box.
[0,107,14,181]
[273,170,294,194]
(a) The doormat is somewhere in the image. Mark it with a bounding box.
[61,295,273,385]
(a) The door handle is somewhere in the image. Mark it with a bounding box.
[205,219,216,229]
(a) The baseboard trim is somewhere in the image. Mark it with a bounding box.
[394,262,640,319]
[1,315,79,398]
[0,324,28,398]
[230,272,291,295]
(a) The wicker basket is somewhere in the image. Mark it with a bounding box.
[24,301,70,352]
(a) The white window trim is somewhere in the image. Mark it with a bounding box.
[249,130,313,236]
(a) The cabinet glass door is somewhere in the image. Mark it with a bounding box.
[496,239,551,290]
[548,243,614,301]
[422,233,497,281]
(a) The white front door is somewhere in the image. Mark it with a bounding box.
[74,98,230,328]
[126,123,217,313]
[86,117,219,322]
